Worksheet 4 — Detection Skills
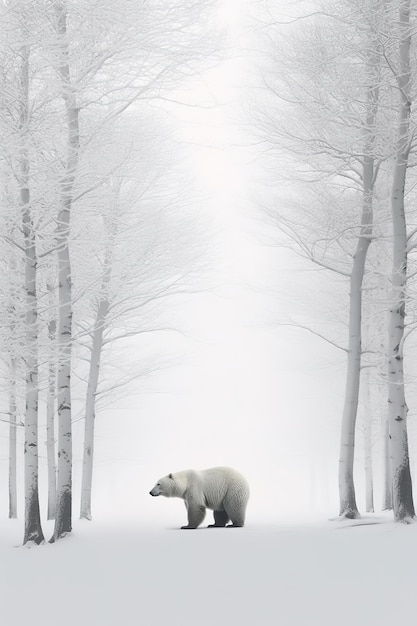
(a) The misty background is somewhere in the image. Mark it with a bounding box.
[0,0,410,532]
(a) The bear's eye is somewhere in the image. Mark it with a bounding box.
[157,483,161,487]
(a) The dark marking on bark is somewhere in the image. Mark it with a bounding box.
[396,462,415,521]
[23,492,45,545]
[50,488,72,542]
[395,416,404,421]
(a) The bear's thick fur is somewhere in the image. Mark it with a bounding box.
[149,467,249,529]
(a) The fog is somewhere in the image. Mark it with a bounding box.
[0,0,395,533]
[71,47,348,526]
[0,0,355,530]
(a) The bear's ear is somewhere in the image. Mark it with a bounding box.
[168,473,173,479]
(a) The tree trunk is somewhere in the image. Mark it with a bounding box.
[80,210,116,520]
[47,315,57,520]
[382,415,392,510]
[363,369,374,513]
[80,298,109,520]
[7,252,19,520]
[338,50,379,518]
[387,0,415,523]
[18,43,44,546]
[8,358,18,520]
[51,2,79,542]
[338,249,368,518]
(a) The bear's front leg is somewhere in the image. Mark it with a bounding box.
[181,503,206,529]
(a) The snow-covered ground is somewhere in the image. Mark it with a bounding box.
[2,513,417,626]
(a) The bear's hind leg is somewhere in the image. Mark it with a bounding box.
[208,510,230,528]
[224,504,246,527]
[224,487,249,528]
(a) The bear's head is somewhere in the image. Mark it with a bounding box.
[149,473,181,498]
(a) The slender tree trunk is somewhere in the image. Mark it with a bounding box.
[80,211,116,520]
[363,368,374,513]
[8,358,18,519]
[23,224,44,544]
[387,0,415,523]
[338,50,379,518]
[7,252,19,520]
[338,218,372,518]
[20,44,44,546]
[382,415,392,510]
[80,298,109,520]
[51,2,79,541]
[47,314,57,520]
[52,224,73,540]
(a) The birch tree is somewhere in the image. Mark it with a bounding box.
[46,282,57,520]
[49,0,79,543]
[4,255,22,520]
[387,0,415,522]
[8,359,18,519]
[359,366,375,513]
[78,176,119,521]
[19,40,44,545]
[337,31,381,519]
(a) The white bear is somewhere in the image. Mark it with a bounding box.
[149,467,250,529]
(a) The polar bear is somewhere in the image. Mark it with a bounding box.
[149,467,249,529]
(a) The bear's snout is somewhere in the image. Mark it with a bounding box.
[149,489,158,496]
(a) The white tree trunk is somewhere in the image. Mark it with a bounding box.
[80,298,109,520]
[382,415,392,510]
[19,43,44,546]
[51,2,79,541]
[338,51,379,518]
[46,315,57,520]
[53,230,73,540]
[387,0,415,523]
[23,225,44,544]
[363,368,374,513]
[8,358,17,520]
[7,251,19,520]
[80,206,117,520]
[338,237,369,518]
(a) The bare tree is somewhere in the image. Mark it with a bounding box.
[387,0,415,522]
[49,0,79,543]
[337,29,381,519]
[18,41,44,545]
